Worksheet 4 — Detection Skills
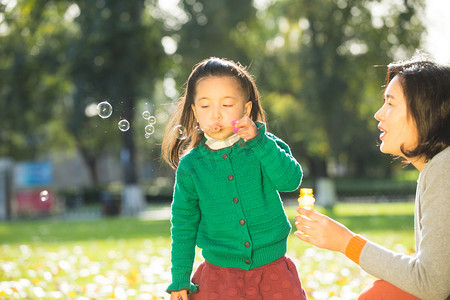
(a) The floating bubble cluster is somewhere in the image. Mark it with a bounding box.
[173,125,187,140]
[96,103,157,137]
[118,119,130,132]
[142,110,156,139]
[96,101,113,119]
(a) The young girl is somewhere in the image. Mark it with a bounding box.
[295,54,450,299]
[162,57,308,300]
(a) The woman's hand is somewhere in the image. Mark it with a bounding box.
[170,290,187,300]
[233,116,258,141]
[294,208,354,254]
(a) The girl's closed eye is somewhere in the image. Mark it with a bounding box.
[197,101,210,109]
[222,99,237,107]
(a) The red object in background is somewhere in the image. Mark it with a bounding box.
[15,189,53,215]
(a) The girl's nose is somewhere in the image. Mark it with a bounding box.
[212,108,222,120]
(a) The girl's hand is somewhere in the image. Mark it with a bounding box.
[170,290,187,300]
[294,208,354,254]
[232,116,258,141]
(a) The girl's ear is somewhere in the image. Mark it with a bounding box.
[244,100,252,116]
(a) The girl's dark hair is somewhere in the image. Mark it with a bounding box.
[385,52,450,161]
[162,57,266,169]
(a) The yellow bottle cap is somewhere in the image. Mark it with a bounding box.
[299,188,314,197]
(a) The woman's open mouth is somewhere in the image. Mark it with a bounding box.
[378,125,386,140]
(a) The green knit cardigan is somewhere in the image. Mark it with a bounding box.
[167,123,303,293]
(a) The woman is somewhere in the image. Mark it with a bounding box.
[295,54,450,300]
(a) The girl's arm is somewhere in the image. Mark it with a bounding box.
[237,120,302,192]
[166,160,201,294]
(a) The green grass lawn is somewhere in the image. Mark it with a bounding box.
[0,202,415,300]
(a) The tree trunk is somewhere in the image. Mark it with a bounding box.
[120,96,146,215]
[77,142,99,185]
[307,157,327,179]
[121,106,137,185]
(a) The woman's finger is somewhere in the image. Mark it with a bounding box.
[296,207,320,218]
[295,216,316,230]
[294,230,316,244]
[295,222,314,235]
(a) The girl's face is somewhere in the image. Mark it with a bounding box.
[374,75,419,158]
[192,76,252,140]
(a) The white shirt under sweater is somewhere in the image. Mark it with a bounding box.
[204,133,240,150]
[359,146,450,300]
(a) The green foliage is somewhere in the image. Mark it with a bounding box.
[66,0,168,184]
[0,218,170,244]
[241,0,425,177]
[0,0,427,186]
[0,0,169,184]
[0,1,74,159]
[166,0,258,85]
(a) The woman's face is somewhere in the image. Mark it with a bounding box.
[374,75,419,158]
[191,76,252,140]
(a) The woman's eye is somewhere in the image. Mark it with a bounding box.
[223,104,233,107]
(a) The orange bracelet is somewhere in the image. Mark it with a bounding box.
[345,235,367,264]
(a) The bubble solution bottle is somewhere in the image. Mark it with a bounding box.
[298,188,315,210]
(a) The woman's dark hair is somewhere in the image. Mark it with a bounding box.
[385,53,450,161]
[162,57,266,169]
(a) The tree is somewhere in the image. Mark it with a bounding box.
[65,0,167,213]
[242,0,425,178]
[162,0,258,87]
[0,1,74,160]
[1,0,169,214]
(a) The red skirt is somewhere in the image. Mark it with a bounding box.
[189,255,308,300]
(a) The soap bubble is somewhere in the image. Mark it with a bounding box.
[40,190,49,202]
[145,125,155,135]
[118,119,130,132]
[173,125,187,140]
[147,116,156,125]
[194,125,203,134]
[142,111,151,120]
[145,133,151,139]
[97,101,113,118]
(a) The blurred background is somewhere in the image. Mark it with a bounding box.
[1,0,449,219]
